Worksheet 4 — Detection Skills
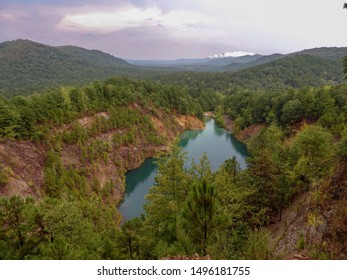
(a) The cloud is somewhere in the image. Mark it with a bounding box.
[209,51,255,59]
[57,5,212,35]
[0,12,14,20]
[1,0,346,59]
[58,6,162,32]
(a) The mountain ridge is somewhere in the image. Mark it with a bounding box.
[0,39,136,97]
[0,39,346,97]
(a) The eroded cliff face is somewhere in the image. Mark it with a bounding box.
[0,105,204,204]
[270,161,347,259]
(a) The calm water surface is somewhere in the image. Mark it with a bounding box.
[118,118,248,221]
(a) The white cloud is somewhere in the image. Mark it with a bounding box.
[2,0,346,59]
[209,51,255,58]
[58,5,212,34]
[0,12,14,20]
[58,6,160,32]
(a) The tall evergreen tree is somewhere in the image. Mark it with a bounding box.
[144,145,189,243]
[181,180,229,256]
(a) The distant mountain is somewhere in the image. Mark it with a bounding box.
[294,47,347,59]
[227,53,346,89]
[152,50,347,92]
[0,39,346,97]
[0,39,137,97]
[221,53,285,71]
[57,45,129,67]
[128,54,264,71]
[208,51,255,58]
[128,47,347,73]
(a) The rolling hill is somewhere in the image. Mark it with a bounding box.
[0,39,346,97]
[152,50,347,92]
[0,39,138,97]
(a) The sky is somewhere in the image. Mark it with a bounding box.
[0,0,346,59]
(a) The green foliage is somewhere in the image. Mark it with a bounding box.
[0,193,119,259]
[114,217,143,259]
[0,196,45,259]
[0,42,345,261]
[296,234,305,250]
[152,51,346,95]
[181,180,229,255]
[0,77,203,142]
[213,106,225,128]
[144,146,189,244]
[337,131,347,162]
[0,40,133,97]
[243,228,273,260]
[0,100,20,139]
[223,85,347,131]
[0,164,9,187]
[289,125,335,189]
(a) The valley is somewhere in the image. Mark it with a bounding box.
[0,39,346,260]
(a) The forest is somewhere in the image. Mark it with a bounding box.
[0,53,346,260]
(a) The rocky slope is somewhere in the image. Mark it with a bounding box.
[0,105,204,205]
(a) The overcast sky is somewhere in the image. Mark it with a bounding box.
[0,0,346,59]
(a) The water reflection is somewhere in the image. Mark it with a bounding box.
[213,121,225,136]
[179,129,203,148]
[118,118,248,221]
[124,158,157,196]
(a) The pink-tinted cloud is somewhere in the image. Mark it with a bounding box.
[0,0,346,59]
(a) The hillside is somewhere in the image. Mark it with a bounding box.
[227,54,345,88]
[1,40,346,98]
[221,53,285,71]
[0,77,206,259]
[0,71,345,260]
[129,54,265,71]
[153,50,347,93]
[295,47,347,59]
[0,40,138,97]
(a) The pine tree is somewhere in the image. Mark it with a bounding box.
[144,145,189,242]
[181,180,229,256]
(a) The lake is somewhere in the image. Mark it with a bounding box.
[118,118,248,222]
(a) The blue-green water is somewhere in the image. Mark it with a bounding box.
[118,118,248,221]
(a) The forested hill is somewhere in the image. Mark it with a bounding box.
[294,47,347,59]
[0,40,138,97]
[0,39,346,97]
[154,52,347,93]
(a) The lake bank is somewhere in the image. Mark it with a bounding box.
[118,118,248,222]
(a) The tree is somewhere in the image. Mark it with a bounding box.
[280,99,304,125]
[144,146,189,243]
[243,228,273,260]
[0,101,20,139]
[190,152,212,181]
[0,164,9,187]
[181,180,229,256]
[248,149,279,222]
[0,196,46,259]
[116,217,143,259]
[289,125,335,191]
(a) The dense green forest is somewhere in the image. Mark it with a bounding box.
[0,45,346,259]
[1,79,346,259]
[0,77,205,259]
[0,77,203,141]
[151,54,345,93]
[0,40,139,97]
[0,40,346,98]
